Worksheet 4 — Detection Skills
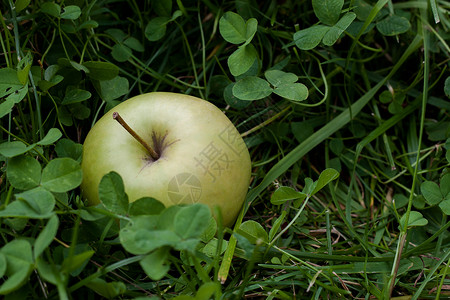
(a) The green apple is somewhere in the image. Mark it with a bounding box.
[81,92,252,226]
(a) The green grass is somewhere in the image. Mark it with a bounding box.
[1,0,449,299]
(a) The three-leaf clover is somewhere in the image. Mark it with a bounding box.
[294,0,356,50]
[421,173,450,215]
[219,12,258,77]
[232,70,308,102]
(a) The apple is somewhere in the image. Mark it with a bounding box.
[81,92,252,226]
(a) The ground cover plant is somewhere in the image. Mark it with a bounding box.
[0,0,449,299]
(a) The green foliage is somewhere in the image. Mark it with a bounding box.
[1,0,449,298]
[294,0,356,50]
[421,173,450,215]
[219,11,258,76]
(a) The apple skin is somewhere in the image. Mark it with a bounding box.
[81,92,251,226]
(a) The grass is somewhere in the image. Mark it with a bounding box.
[0,0,449,299]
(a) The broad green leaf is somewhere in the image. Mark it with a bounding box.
[38,75,64,92]
[98,171,128,215]
[312,168,340,195]
[15,0,31,13]
[60,5,81,20]
[38,128,62,146]
[0,187,55,219]
[56,58,88,72]
[353,0,374,21]
[420,181,442,205]
[271,186,307,205]
[233,76,272,100]
[329,138,344,155]
[122,228,180,254]
[83,61,119,81]
[399,211,428,230]
[40,2,60,17]
[62,250,95,274]
[0,141,34,158]
[243,18,258,46]
[70,60,89,72]
[129,197,165,216]
[265,70,298,87]
[439,199,450,215]
[303,177,316,195]
[233,232,255,259]
[79,206,107,221]
[62,89,92,105]
[62,244,93,276]
[219,11,247,44]
[44,64,59,81]
[119,215,159,254]
[238,220,268,244]
[0,99,15,119]
[176,239,201,253]
[145,16,170,41]
[105,28,127,42]
[36,260,63,285]
[440,173,450,197]
[124,37,144,52]
[5,86,27,104]
[312,0,344,25]
[111,44,132,62]
[392,193,409,209]
[139,247,170,280]
[323,12,356,46]
[41,158,83,193]
[174,204,211,239]
[268,210,287,241]
[16,52,32,85]
[78,20,98,30]
[158,205,182,230]
[6,155,41,190]
[170,10,183,22]
[227,44,258,77]
[96,76,129,102]
[202,238,228,257]
[379,90,392,103]
[376,15,410,36]
[85,278,126,299]
[0,240,33,295]
[55,138,83,162]
[274,83,309,101]
[34,215,59,259]
[387,101,402,114]
[0,68,22,98]
[294,25,330,50]
[199,217,217,243]
[223,82,251,110]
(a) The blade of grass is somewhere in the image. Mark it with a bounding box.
[404,220,450,257]
[386,12,430,297]
[218,34,423,283]
[411,249,450,300]
[429,0,440,24]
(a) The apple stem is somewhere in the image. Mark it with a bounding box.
[112,112,160,160]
